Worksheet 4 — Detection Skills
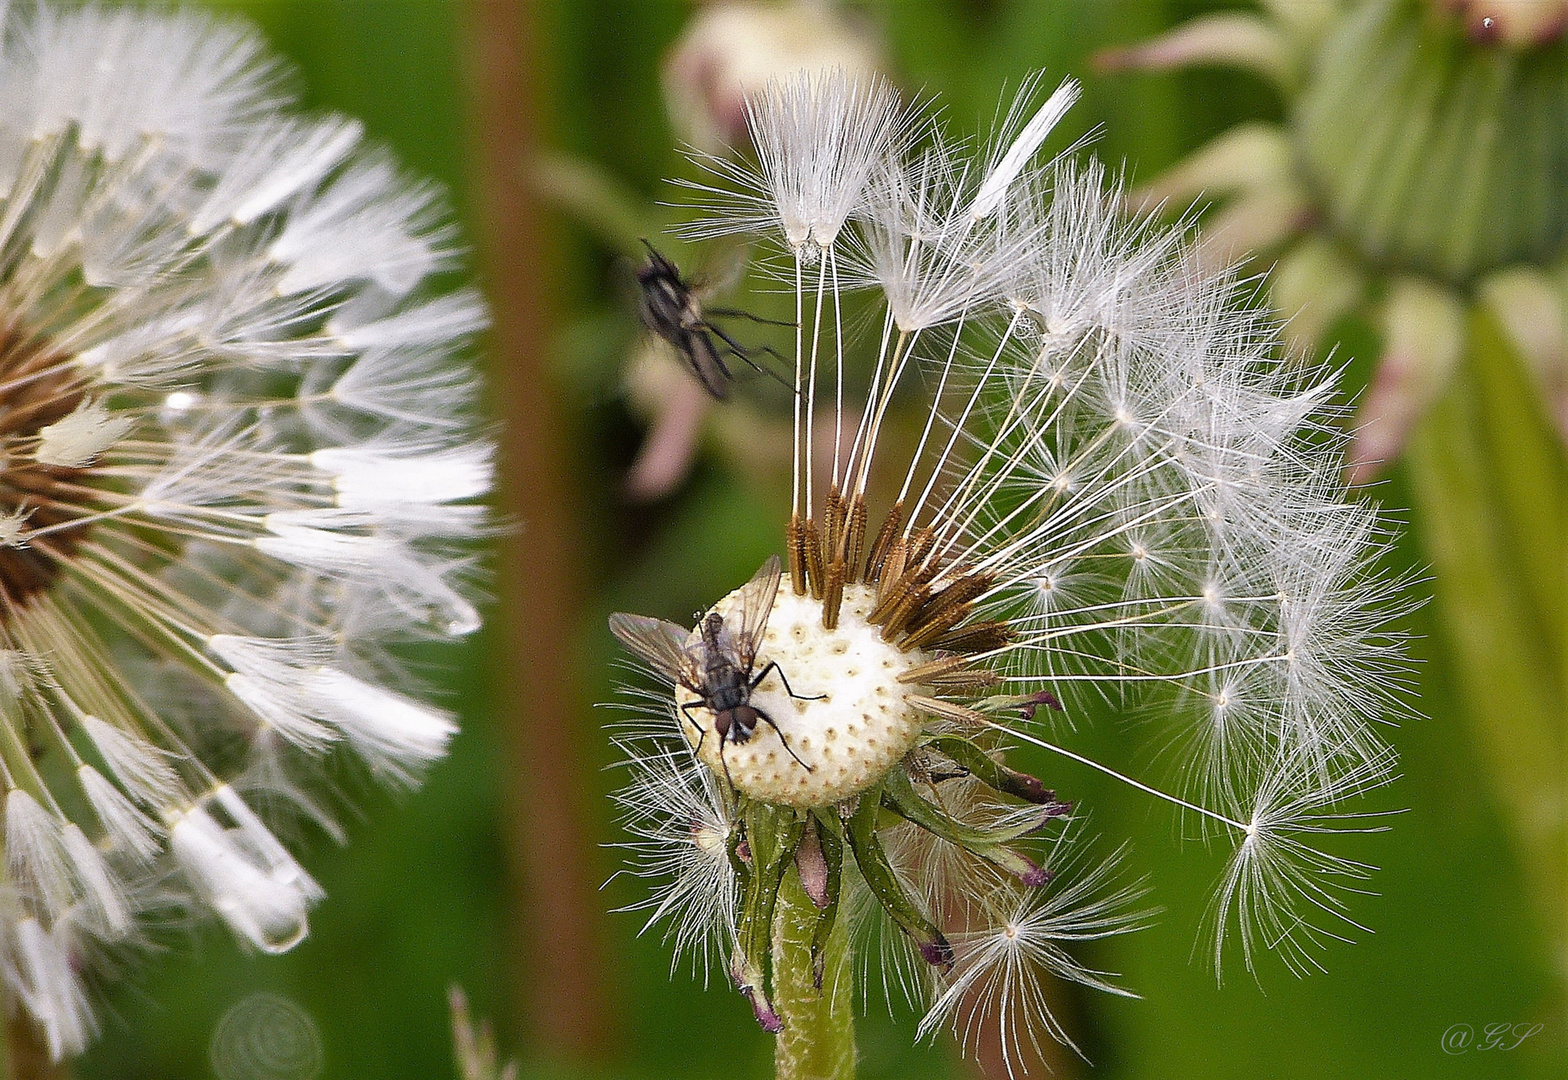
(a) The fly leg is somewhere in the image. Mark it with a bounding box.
[682,700,739,790]
[705,307,799,329]
[681,329,735,399]
[680,699,713,757]
[704,323,795,393]
[751,706,814,773]
[749,660,825,701]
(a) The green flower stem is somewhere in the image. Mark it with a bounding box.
[772,867,855,1080]
[1403,319,1566,966]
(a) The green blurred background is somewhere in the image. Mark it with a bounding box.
[75,2,1562,1079]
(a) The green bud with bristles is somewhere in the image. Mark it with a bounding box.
[881,771,1057,887]
[923,733,1068,809]
[843,790,953,970]
[1297,0,1568,282]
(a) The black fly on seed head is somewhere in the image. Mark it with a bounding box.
[635,239,794,399]
[608,554,820,790]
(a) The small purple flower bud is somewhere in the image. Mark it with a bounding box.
[919,935,955,971]
[743,988,784,1033]
[1018,690,1064,721]
[1011,772,1045,800]
[1020,864,1054,888]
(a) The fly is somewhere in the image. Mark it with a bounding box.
[635,240,793,400]
[609,554,818,784]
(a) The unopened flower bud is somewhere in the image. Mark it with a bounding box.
[1435,0,1568,45]
[663,1,881,153]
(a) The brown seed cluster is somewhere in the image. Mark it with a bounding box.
[0,322,93,613]
[789,489,1013,682]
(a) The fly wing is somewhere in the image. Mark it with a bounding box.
[691,241,747,301]
[609,612,700,686]
[730,554,782,670]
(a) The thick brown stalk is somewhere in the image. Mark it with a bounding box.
[463,0,610,1058]
[4,1009,68,1080]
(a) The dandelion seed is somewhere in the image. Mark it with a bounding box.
[0,506,32,546]
[681,69,906,257]
[918,838,1152,1070]
[1207,745,1400,979]
[609,746,738,982]
[13,918,94,1060]
[611,69,1412,1070]
[34,399,135,468]
[969,76,1081,222]
[0,5,490,1055]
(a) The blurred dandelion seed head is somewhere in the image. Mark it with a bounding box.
[0,5,491,1057]
[610,63,1414,1073]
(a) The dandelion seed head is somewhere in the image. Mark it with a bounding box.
[0,4,491,1054]
[613,62,1413,1063]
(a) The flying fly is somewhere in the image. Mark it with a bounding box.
[635,240,792,400]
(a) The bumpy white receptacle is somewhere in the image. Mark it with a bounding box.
[677,575,929,807]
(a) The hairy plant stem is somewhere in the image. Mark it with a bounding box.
[772,867,855,1080]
